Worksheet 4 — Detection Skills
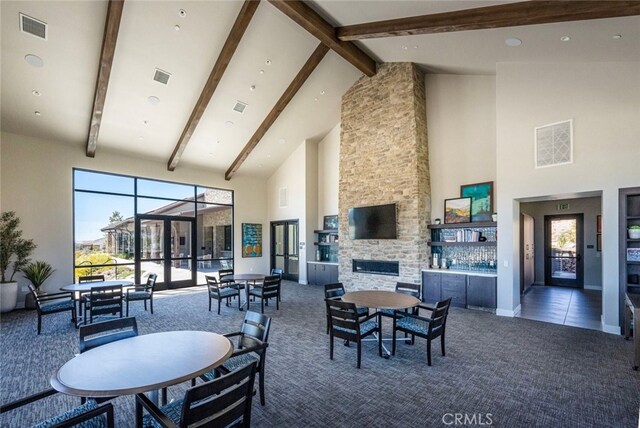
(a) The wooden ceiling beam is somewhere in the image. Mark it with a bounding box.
[268,0,376,77]
[167,0,260,171]
[86,0,124,158]
[225,43,329,181]
[337,1,640,41]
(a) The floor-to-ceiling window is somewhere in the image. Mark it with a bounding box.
[73,169,233,288]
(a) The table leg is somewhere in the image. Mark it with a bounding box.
[239,280,250,311]
[633,306,639,371]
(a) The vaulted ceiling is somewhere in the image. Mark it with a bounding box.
[2,1,638,179]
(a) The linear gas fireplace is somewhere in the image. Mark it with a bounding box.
[352,259,399,276]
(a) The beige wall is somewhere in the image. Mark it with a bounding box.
[495,62,640,331]
[317,123,340,227]
[0,132,268,301]
[425,75,496,222]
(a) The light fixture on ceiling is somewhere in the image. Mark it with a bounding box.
[32,90,41,96]
[249,85,256,91]
[505,37,522,47]
[174,25,181,32]
[147,96,160,105]
[24,54,44,67]
[265,60,271,66]
[259,69,265,74]
[224,121,234,128]
[278,138,286,145]
[313,97,318,102]
[413,45,419,49]
[233,101,248,114]
[613,34,622,39]
[320,90,326,95]
[143,120,149,125]
[560,35,571,42]
[216,140,221,144]
[34,111,41,116]
[267,154,271,158]
[401,45,408,50]
[178,9,186,18]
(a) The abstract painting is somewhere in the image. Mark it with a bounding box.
[461,181,494,222]
[444,197,472,224]
[242,223,262,257]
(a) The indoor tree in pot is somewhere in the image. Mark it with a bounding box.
[0,211,36,313]
[22,261,55,309]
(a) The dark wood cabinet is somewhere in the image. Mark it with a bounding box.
[307,263,338,286]
[422,271,441,303]
[440,274,466,307]
[467,275,497,309]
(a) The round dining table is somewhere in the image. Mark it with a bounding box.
[60,280,134,293]
[228,274,266,311]
[50,331,233,398]
[342,290,421,358]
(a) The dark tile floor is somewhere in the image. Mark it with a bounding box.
[517,285,602,331]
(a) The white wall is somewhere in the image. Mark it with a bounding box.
[0,132,269,299]
[317,123,340,226]
[520,197,602,289]
[425,75,496,221]
[495,62,640,331]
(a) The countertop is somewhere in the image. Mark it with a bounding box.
[422,268,497,278]
[308,261,339,266]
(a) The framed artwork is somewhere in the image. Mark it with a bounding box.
[444,197,472,224]
[460,181,494,222]
[627,248,640,262]
[241,223,262,258]
[323,215,338,230]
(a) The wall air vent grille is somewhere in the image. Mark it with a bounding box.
[233,101,248,114]
[153,69,171,85]
[20,13,47,40]
[279,187,288,208]
[535,119,573,168]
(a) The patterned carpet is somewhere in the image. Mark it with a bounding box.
[1,281,639,427]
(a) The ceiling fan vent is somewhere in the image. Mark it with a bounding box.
[233,101,248,114]
[153,69,171,85]
[20,13,47,40]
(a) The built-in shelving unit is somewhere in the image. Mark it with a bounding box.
[313,229,338,263]
[428,221,497,273]
[620,188,640,329]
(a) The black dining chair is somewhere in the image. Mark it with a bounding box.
[124,273,157,316]
[248,275,280,313]
[79,317,138,353]
[378,281,421,318]
[27,283,76,335]
[202,311,271,406]
[206,275,240,314]
[323,282,368,334]
[219,268,243,298]
[84,285,123,325]
[78,275,105,283]
[270,268,283,302]
[392,298,452,366]
[0,388,114,428]
[137,361,257,428]
[326,299,381,369]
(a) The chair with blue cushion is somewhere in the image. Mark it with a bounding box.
[392,298,452,366]
[28,284,76,335]
[323,283,368,334]
[270,268,283,302]
[125,273,157,317]
[79,317,138,353]
[136,361,256,428]
[206,275,240,314]
[326,299,381,368]
[84,285,123,325]
[379,281,420,318]
[248,275,280,313]
[0,388,114,427]
[201,311,270,406]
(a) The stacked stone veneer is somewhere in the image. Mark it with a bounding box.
[339,63,430,291]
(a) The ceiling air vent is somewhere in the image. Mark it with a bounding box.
[153,69,171,85]
[233,101,248,114]
[535,119,573,168]
[20,13,47,40]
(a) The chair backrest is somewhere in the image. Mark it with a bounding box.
[238,311,271,350]
[428,298,452,334]
[181,361,256,427]
[326,299,361,339]
[206,275,222,294]
[78,275,105,283]
[146,273,157,288]
[218,269,234,284]
[324,282,345,300]
[395,282,420,299]
[270,268,283,278]
[27,283,43,308]
[88,285,123,317]
[79,317,138,353]
[262,275,280,294]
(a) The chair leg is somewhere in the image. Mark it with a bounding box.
[208,296,212,312]
[441,332,446,356]
[259,371,265,406]
[329,332,334,360]
[37,314,42,335]
[237,294,241,310]
[217,299,221,315]
[144,300,147,311]
[427,339,432,366]
[392,325,397,355]
[357,341,362,369]
[126,300,129,317]
[135,398,143,427]
[378,329,382,357]
[261,299,264,314]
[276,296,279,310]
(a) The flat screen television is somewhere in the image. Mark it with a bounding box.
[348,203,397,239]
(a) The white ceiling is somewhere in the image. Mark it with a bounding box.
[2,1,639,178]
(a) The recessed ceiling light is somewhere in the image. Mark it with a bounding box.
[249,85,255,91]
[216,140,221,144]
[505,37,522,47]
[224,121,234,128]
[174,25,181,32]
[143,120,149,125]
[560,35,571,42]
[265,60,271,66]
[278,138,286,145]
[320,90,326,95]
[178,9,186,18]
[32,90,41,97]
[313,97,318,102]
[147,96,160,105]
[24,54,43,67]
[259,69,265,74]
[613,34,622,39]
[413,45,419,49]
[267,154,271,158]
[34,111,41,116]
[401,45,408,50]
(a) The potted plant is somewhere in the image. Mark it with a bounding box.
[629,225,640,240]
[22,261,55,309]
[0,211,36,313]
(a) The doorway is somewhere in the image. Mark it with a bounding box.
[270,220,299,281]
[136,215,196,289]
[544,214,583,288]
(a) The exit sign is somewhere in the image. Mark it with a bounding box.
[557,203,570,211]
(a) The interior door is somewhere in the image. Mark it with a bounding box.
[520,213,535,294]
[544,214,583,288]
[271,220,299,281]
[136,215,196,289]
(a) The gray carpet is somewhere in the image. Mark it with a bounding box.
[1,281,639,427]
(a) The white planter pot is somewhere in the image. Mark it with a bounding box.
[0,281,18,313]
[629,229,640,239]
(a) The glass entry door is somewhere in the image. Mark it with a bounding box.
[136,215,196,289]
[271,220,299,281]
[544,214,583,287]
